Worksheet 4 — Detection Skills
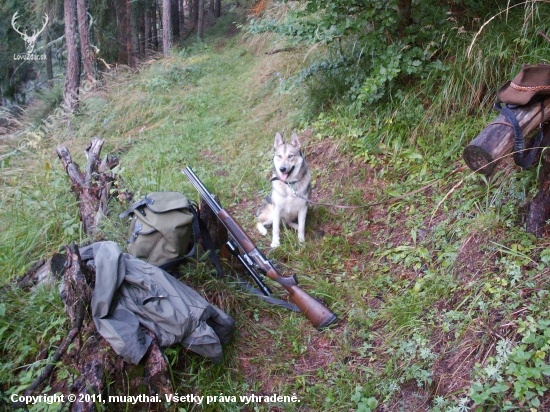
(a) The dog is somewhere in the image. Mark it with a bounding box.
[256,132,311,247]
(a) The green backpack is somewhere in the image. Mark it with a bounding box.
[120,192,221,272]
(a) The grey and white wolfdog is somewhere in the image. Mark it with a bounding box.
[256,132,312,247]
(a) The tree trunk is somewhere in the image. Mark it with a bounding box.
[188,0,196,29]
[115,0,127,61]
[162,0,172,57]
[197,0,204,40]
[145,3,151,54]
[178,0,185,37]
[196,0,200,25]
[210,0,214,13]
[76,0,94,83]
[171,0,180,38]
[152,0,159,51]
[125,0,139,67]
[138,10,144,55]
[182,0,190,31]
[215,0,220,18]
[63,0,80,112]
[45,29,54,81]
[130,0,140,62]
[126,0,133,66]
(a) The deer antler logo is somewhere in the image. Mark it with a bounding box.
[12,11,49,55]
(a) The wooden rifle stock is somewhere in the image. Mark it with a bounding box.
[265,267,338,329]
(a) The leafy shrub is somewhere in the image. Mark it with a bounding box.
[249,1,550,115]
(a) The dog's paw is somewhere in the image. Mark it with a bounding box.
[298,236,305,243]
[256,223,268,236]
[270,241,280,248]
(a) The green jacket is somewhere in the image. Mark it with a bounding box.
[80,241,235,364]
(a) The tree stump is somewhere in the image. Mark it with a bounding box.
[55,137,131,234]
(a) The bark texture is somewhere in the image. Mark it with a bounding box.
[55,137,130,234]
[76,0,94,82]
[197,0,204,39]
[63,0,80,111]
[163,0,172,56]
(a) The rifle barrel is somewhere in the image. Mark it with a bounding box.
[183,167,222,213]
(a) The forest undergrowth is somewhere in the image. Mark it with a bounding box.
[2,3,550,411]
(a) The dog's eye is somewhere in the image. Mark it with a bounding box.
[277,154,282,158]
[288,155,294,159]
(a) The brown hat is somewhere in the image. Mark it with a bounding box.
[497,64,550,105]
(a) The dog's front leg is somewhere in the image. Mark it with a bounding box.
[271,207,281,248]
[297,206,307,243]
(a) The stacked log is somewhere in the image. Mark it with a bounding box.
[463,100,550,175]
[464,102,550,237]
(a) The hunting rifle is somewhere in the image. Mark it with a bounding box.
[183,166,337,330]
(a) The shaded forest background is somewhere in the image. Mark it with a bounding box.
[1,0,221,111]
[2,0,549,117]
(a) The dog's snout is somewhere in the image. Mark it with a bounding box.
[279,166,287,173]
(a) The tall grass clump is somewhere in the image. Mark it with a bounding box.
[426,2,550,116]
[0,163,86,281]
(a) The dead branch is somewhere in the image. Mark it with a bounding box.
[265,47,296,55]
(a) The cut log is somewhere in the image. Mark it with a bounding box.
[16,253,66,290]
[463,99,550,174]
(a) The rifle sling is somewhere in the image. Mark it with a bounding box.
[235,275,302,312]
[494,100,545,170]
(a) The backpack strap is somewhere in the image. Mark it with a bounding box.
[128,221,143,244]
[494,100,545,170]
[159,203,223,277]
[191,205,224,277]
[119,197,154,219]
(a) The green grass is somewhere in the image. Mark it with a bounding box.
[2,3,550,412]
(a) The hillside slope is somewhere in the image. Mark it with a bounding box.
[2,7,550,412]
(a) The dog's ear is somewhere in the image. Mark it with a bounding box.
[290,133,301,149]
[274,132,284,148]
